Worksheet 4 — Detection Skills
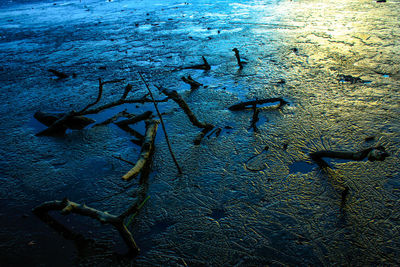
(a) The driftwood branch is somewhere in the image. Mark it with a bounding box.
[157,85,215,145]
[79,78,125,114]
[249,104,260,132]
[33,198,139,256]
[232,48,243,69]
[157,85,214,130]
[122,120,159,181]
[181,75,202,90]
[115,111,153,142]
[310,146,389,167]
[34,77,168,136]
[139,73,182,174]
[183,56,211,70]
[228,98,288,111]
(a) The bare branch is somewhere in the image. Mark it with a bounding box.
[122,120,159,181]
[33,198,139,255]
[139,73,182,174]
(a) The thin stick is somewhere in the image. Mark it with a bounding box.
[112,155,136,166]
[138,72,182,174]
[79,78,126,113]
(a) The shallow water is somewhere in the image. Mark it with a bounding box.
[1,0,400,266]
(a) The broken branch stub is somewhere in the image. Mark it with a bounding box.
[228,98,288,111]
[33,198,139,256]
[122,120,159,181]
[181,75,203,90]
[232,48,243,69]
[156,85,214,130]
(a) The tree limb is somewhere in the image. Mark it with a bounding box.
[122,120,159,181]
[33,198,139,256]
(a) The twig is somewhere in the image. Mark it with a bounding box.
[139,72,182,174]
[80,96,168,116]
[232,48,243,69]
[125,195,151,227]
[249,103,259,132]
[112,155,136,166]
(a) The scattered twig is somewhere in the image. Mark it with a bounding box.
[232,48,243,69]
[115,111,153,142]
[183,56,211,70]
[228,98,288,111]
[79,78,125,114]
[122,120,159,181]
[48,69,68,79]
[112,155,136,166]
[181,75,203,90]
[92,110,135,127]
[156,85,214,130]
[157,85,215,145]
[139,73,182,174]
[33,198,140,256]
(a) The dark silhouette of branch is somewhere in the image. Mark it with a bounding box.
[139,72,182,174]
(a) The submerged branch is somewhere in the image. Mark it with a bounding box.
[232,48,243,69]
[183,56,211,70]
[249,104,260,132]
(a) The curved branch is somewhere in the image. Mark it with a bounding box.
[33,198,139,255]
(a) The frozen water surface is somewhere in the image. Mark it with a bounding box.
[1,0,400,265]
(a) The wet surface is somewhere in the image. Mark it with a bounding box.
[1,0,400,266]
